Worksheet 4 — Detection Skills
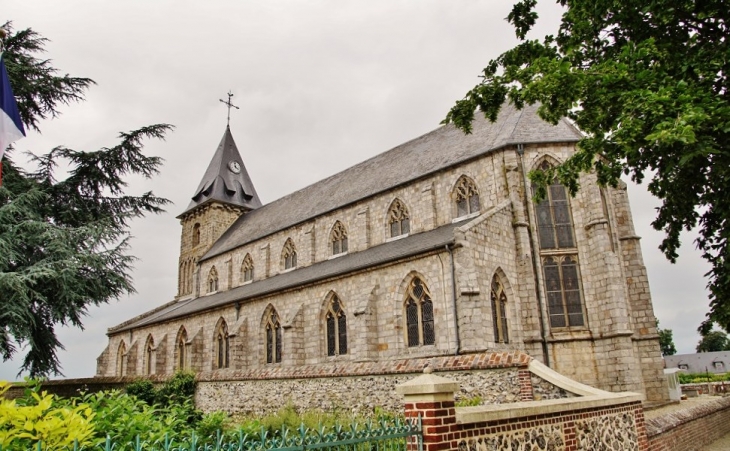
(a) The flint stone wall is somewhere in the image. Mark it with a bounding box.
[196,369,525,415]
[194,351,546,415]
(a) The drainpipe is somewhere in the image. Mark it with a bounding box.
[517,143,550,367]
[445,244,460,355]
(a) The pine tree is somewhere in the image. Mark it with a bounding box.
[0,23,171,376]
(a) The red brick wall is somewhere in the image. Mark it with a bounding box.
[647,397,730,451]
[405,398,648,451]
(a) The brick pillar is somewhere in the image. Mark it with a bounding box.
[518,369,534,401]
[396,372,459,451]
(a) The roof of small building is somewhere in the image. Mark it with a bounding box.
[202,103,582,260]
[180,126,262,217]
[665,351,730,372]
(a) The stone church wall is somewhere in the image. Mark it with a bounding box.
[101,141,668,401]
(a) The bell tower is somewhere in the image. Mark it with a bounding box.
[176,124,261,299]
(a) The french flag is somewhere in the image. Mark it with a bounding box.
[0,53,25,161]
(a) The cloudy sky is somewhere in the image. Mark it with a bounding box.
[1,1,710,380]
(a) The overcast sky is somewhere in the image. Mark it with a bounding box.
[1,1,710,380]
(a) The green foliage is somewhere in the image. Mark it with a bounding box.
[444,1,730,334]
[125,379,157,405]
[0,381,96,449]
[657,321,677,356]
[678,372,730,384]
[455,395,483,407]
[0,381,409,449]
[155,371,197,406]
[196,411,232,440]
[77,389,197,447]
[0,22,171,377]
[1,22,94,133]
[696,330,730,353]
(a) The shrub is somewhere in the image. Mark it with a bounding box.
[125,379,157,405]
[0,381,96,449]
[156,371,197,406]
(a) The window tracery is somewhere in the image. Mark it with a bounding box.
[117,341,127,376]
[533,161,585,329]
[207,266,219,293]
[491,276,509,344]
[176,327,188,370]
[282,239,297,270]
[454,176,480,218]
[265,308,282,364]
[192,223,201,247]
[144,335,155,375]
[215,319,229,369]
[388,199,410,238]
[325,295,347,356]
[241,253,254,283]
[404,277,435,347]
[330,221,348,255]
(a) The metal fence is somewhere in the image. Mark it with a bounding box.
[6,416,422,451]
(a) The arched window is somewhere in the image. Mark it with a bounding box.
[534,161,575,250]
[117,341,127,376]
[241,253,254,283]
[208,266,219,293]
[192,223,201,247]
[265,308,282,363]
[215,319,229,369]
[404,277,435,347]
[533,161,586,329]
[491,276,509,344]
[388,199,410,238]
[330,221,348,256]
[543,256,585,327]
[282,239,297,270]
[454,176,480,218]
[176,327,188,370]
[144,335,155,375]
[325,295,347,356]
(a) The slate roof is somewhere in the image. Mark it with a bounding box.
[180,126,262,217]
[111,220,465,333]
[203,103,582,261]
[665,351,730,374]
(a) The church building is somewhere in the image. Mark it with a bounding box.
[96,103,667,402]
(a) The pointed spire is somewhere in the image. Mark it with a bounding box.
[179,127,262,217]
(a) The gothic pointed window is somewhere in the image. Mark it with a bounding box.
[207,266,219,293]
[533,161,585,329]
[388,199,411,238]
[117,341,127,376]
[491,276,509,344]
[144,335,155,375]
[176,327,188,370]
[215,319,229,369]
[534,162,575,250]
[241,253,254,283]
[454,176,480,218]
[330,221,349,256]
[404,277,435,347]
[192,223,201,247]
[265,308,282,363]
[282,239,297,270]
[325,295,348,356]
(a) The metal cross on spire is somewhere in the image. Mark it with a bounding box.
[219,91,240,127]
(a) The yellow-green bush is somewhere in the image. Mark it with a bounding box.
[0,381,95,450]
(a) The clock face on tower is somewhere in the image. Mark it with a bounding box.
[228,161,241,174]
